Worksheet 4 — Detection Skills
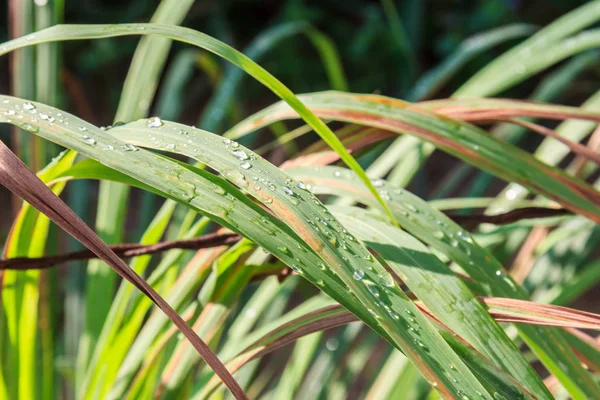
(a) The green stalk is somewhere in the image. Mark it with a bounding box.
[77,0,195,383]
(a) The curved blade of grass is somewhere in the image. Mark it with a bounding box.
[80,200,179,398]
[420,98,600,122]
[455,0,600,97]
[0,99,493,399]
[200,304,536,400]
[228,91,600,222]
[331,206,549,398]
[109,118,497,397]
[287,165,600,399]
[409,24,537,101]
[397,52,600,195]
[488,89,600,214]
[0,140,248,399]
[0,23,395,225]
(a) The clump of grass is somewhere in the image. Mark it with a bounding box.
[1,2,600,399]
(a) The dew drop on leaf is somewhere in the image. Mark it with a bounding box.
[377,272,395,287]
[232,149,249,160]
[353,269,365,280]
[147,116,163,128]
[81,135,96,145]
[121,143,139,152]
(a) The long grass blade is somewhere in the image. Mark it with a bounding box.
[0,99,493,399]
[0,22,397,225]
[0,140,248,399]
[229,91,600,222]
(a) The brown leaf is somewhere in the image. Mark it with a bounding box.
[0,140,248,400]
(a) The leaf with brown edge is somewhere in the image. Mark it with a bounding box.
[420,97,600,122]
[0,140,248,400]
[228,91,600,223]
[201,296,600,400]
[198,298,600,399]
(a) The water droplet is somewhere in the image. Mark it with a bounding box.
[326,338,339,351]
[414,338,427,350]
[291,264,302,274]
[319,263,326,271]
[457,391,470,400]
[232,149,249,160]
[147,116,163,128]
[297,181,306,190]
[278,246,290,254]
[121,143,138,152]
[240,161,252,170]
[230,141,239,148]
[223,138,231,145]
[405,203,418,212]
[372,178,385,187]
[283,187,294,196]
[164,143,176,150]
[377,272,395,287]
[433,231,444,240]
[23,102,36,110]
[367,283,380,297]
[353,269,365,280]
[82,135,96,145]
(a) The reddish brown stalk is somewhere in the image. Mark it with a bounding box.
[0,140,248,399]
[492,118,600,165]
[0,232,241,270]
[448,207,569,228]
[0,207,571,271]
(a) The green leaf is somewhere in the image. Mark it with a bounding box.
[0,98,492,399]
[0,22,395,224]
[228,91,600,222]
[286,165,600,399]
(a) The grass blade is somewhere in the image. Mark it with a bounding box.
[288,165,600,399]
[0,22,397,225]
[0,140,248,399]
[229,91,600,222]
[0,99,492,399]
